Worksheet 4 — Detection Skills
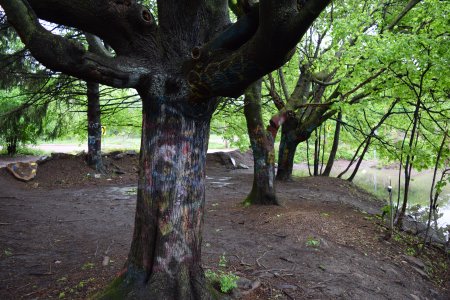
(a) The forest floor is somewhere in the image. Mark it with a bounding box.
[0,151,449,300]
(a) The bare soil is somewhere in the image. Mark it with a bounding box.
[0,151,448,299]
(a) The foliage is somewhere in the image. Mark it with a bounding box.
[306,236,320,248]
[205,254,239,294]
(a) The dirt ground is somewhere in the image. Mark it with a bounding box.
[0,151,448,299]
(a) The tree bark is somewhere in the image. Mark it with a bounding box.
[276,121,299,181]
[243,80,278,205]
[86,81,104,173]
[98,99,214,299]
[313,129,320,176]
[322,112,342,176]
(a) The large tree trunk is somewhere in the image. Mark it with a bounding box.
[86,81,104,172]
[243,80,278,205]
[99,100,214,299]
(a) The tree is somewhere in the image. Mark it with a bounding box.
[0,0,331,298]
[243,80,278,205]
[268,0,428,181]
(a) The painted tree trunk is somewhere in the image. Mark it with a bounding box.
[86,81,104,172]
[243,80,278,205]
[98,99,213,299]
[276,129,298,181]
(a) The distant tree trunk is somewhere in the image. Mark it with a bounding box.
[397,99,421,228]
[313,129,320,176]
[243,80,278,205]
[347,136,372,182]
[322,112,342,176]
[319,125,326,175]
[6,136,18,155]
[422,133,448,251]
[86,81,104,173]
[337,138,364,179]
[306,138,312,176]
[276,120,299,181]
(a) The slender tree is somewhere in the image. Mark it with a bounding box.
[322,112,342,176]
[0,0,330,298]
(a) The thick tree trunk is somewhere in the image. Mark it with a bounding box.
[98,99,213,299]
[243,80,278,205]
[276,127,298,181]
[86,81,104,172]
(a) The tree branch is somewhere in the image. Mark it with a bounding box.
[26,0,157,54]
[386,0,422,31]
[0,0,150,88]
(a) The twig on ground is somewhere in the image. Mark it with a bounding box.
[105,239,115,255]
[283,290,295,299]
[230,254,253,266]
[94,240,99,257]
[256,250,270,268]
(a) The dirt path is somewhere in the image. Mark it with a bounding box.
[0,153,448,299]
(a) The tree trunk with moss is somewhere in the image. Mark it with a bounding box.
[1,0,331,298]
[243,80,278,205]
[276,117,299,181]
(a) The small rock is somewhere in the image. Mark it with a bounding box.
[125,150,137,156]
[94,174,101,179]
[237,163,249,169]
[277,284,297,291]
[237,277,253,290]
[411,266,429,280]
[113,153,126,160]
[409,294,421,300]
[230,156,236,168]
[36,156,51,165]
[251,281,261,290]
[429,289,439,298]
[102,256,110,266]
[401,255,425,270]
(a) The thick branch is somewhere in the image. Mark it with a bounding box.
[0,0,149,88]
[26,0,157,54]
[187,0,331,99]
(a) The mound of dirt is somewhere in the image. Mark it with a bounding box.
[0,152,139,189]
